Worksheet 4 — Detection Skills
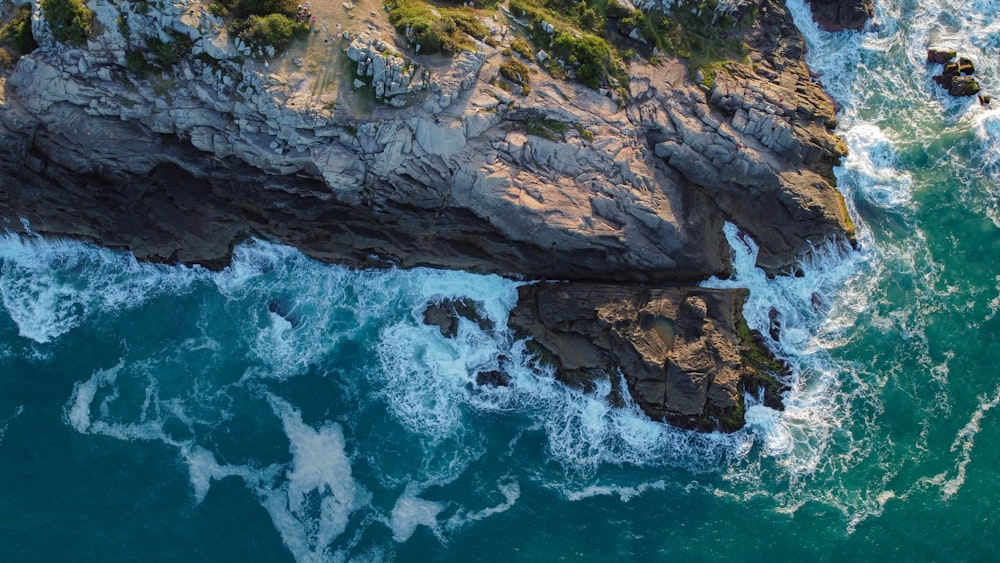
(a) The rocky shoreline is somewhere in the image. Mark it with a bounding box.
[0,0,866,431]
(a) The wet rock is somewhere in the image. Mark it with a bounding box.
[927,48,957,64]
[475,370,511,387]
[957,57,975,75]
[268,299,302,327]
[422,298,492,338]
[767,307,782,342]
[930,52,979,97]
[949,76,981,97]
[806,0,874,32]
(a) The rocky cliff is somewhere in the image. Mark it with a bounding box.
[0,0,856,431]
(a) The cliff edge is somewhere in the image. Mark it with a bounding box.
[0,0,859,431]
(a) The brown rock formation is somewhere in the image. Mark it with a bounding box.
[509,283,784,431]
[806,0,875,32]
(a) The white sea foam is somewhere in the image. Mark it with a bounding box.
[180,443,283,504]
[372,269,520,440]
[64,359,171,442]
[444,478,520,531]
[256,394,369,562]
[0,405,24,445]
[65,360,124,434]
[559,479,676,502]
[784,0,863,106]
[389,483,444,543]
[840,124,914,208]
[973,112,1000,182]
[703,223,868,480]
[922,386,1000,499]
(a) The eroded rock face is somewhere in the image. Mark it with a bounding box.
[509,283,777,432]
[0,0,848,430]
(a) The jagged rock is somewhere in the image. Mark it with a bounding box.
[927,48,957,64]
[957,57,975,75]
[949,76,981,97]
[345,31,424,102]
[422,298,492,338]
[932,54,980,96]
[509,283,781,432]
[806,0,874,32]
[475,370,511,387]
[424,50,483,113]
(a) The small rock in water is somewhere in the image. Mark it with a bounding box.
[957,57,975,75]
[927,47,957,64]
[475,370,511,387]
[949,76,981,97]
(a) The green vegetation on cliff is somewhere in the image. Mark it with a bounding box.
[229,12,309,52]
[385,0,752,91]
[0,3,37,60]
[124,30,193,76]
[41,0,93,45]
[211,0,308,54]
[386,0,492,55]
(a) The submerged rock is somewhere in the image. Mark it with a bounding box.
[927,48,958,64]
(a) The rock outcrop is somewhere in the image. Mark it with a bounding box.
[0,0,853,431]
[806,0,874,32]
[929,51,982,98]
[509,283,780,432]
[346,31,427,106]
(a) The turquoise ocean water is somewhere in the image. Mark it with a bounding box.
[4,0,1000,559]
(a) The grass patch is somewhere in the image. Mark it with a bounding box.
[386,0,491,55]
[41,0,94,45]
[230,12,309,53]
[0,47,14,69]
[512,117,592,142]
[122,30,194,76]
[509,0,624,89]
[506,0,752,89]
[125,49,149,75]
[145,32,193,68]
[510,37,533,60]
[615,0,751,80]
[499,56,530,85]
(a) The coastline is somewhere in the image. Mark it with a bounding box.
[0,0,865,430]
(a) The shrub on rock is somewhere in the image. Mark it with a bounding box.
[234,13,307,52]
[40,0,93,45]
[0,4,38,55]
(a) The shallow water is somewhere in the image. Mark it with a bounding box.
[4,0,1000,559]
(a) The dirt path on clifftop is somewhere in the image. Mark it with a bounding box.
[263,0,397,116]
